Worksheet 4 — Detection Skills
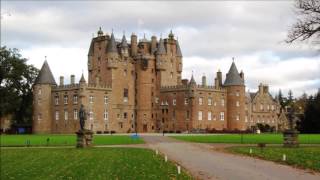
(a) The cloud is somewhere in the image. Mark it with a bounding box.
[1,1,319,97]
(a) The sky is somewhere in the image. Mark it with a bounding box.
[1,0,319,98]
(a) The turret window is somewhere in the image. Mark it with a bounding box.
[89,95,94,103]
[55,111,59,120]
[123,88,128,102]
[220,112,225,121]
[184,98,189,105]
[104,96,108,105]
[64,110,68,120]
[198,111,203,120]
[73,109,78,120]
[104,110,108,121]
[208,111,212,121]
[38,113,42,121]
[64,95,68,105]
[73,95,78,104]
[199,97,203,105]
[89,109,93,120]
[55,96,59,105]
[221,99,225,106]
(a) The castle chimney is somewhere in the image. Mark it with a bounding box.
[71,75,75,84]
[259,83,263,93]
[131,33,137,56]
[215,77,219,89]
[217,70,222,86]
[202,74,207,86]
[151,36,157,54]
[59,76,64,86]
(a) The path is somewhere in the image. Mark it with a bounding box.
[142,135,320,180]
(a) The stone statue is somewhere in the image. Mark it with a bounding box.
[79,104,86,130]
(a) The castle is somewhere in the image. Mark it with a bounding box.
[32,28,283,133]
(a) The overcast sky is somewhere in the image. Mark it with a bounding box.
[1,1,319,97]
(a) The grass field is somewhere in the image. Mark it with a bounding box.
[171,134,320,144]
[0,148,191,179]
[0,134,144,146]
[228,146,320,172]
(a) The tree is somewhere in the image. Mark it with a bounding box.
[286,0,320,49]
[300,90,320,133]
[0,46,39,126]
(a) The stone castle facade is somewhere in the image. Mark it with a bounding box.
[32,29,282,133]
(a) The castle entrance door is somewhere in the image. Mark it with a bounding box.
[143,124,148,132]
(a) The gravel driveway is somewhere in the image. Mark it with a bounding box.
[142,135,320,180]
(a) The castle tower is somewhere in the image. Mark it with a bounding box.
[120,34,129,57]
[224,61,246,130]
[176,39,183,84]
[131,33,138,56]
[33,60,56,133]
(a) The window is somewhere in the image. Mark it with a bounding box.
[55,96,59,105]
[186,110,190,119]
[38,88,42,95]
[236,115,240,121]
[214,101,217,106]
[236,91,240,96]
[267,105,270,111]
[260,104,263,110]
[155,97,159,103]
[123,88,128,102]
[221,99,225,106]
[198,111,203,120]
[208,98,212,106]
[173,99,176,106]
[55,111,59,120]
[170,72,173,78]
[89,110,93,120]
[220,112,225,121]
[208,111,212,120]
[124,112,127,119]
[64,95,68,105]
[73,109,78,120]
[89,95,94,104]
[199,97,203,105]
[184,98,189,105]
[236,101,240,107]
[104,109,108,120]
[73,95,78,104]
[104,96,108,105]
[245,115,248,122]
[38,113,42,121]
[271,105,275,111]
[64,110,68,120]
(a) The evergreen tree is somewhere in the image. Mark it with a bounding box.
[300,90,320,133]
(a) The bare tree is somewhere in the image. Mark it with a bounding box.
[286,0,320,48]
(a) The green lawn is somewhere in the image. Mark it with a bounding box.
[0,134,144,146]
[0,148,191,180]
[171,134,320,144]
[228,146,320,172]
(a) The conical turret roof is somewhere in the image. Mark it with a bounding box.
[106,32,118,53]
[34,60,56,85]
[121,34,128,48]
[176,40,182,57]
[157,38,166,55]
[224,62,244,86]
[189,74,196,86]
[79,73,86,83]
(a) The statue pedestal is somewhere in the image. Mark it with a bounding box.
[76,129,94,148]
[283,129,299,148]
